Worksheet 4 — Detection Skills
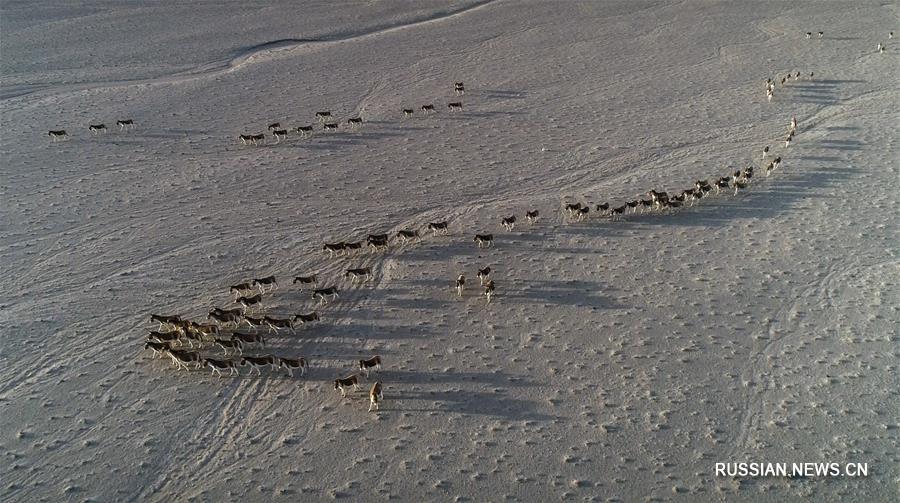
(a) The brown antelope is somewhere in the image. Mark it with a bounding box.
[345,268,373,283]
[279,357,308,377]
[148,330,180,345]
[292,274,317,289]
[239,315,267,330]
[88,124,107,135]
[241,355,277,376]
[315,111,332,122]
[267,122,281,131]
[252,276,278,293]
[232,331,265,348]
[396,229,419,244]
[236,293,263,310]
[477,266,491,286]
[358,356,382,377]
[501,216,516,231]
[215,338,243,356]
[240,133,265,145]
[144,340,172,358]
[474,234,493,248]
[167,349,202,370]
[292,311,320,324]
[323,242,346,257]
[421,104,435,113]
[456,274,466,297]
[484,280,495,303]
[323,122,339,131]
[116,119,135,130]
[447,102,463,111]
[48,130,69,141]
[312,287,339,304]
[296,125,313,138]
[402,108,414,118]
[230,282,255,297]
[150,314,182,331]
[525,210,539,224]
[205,358,239,377]
[263,316,294,333]
[368,381,383,412]
[208,308,243,326]
[347,117,363,128]
[334,374,360,396]
[428,221,449,236]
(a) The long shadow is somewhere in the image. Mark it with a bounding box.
[481,89,528,99]
[400,389,560,421]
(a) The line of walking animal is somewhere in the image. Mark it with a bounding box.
[47,120,135,141]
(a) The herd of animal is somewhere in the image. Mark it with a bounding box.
[240,81,467,145]
[120,25,815,415]
[47,119,134,141]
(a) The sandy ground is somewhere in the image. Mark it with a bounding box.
[1,1,898,501]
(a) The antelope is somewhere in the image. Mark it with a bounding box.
[267,122,281,131]
[638,199,653,213]
[396,229,419,243]
[455,85,465,96]
[312,287,339,304]
[263,316,294,333]
[421,104,435,113]
[484,280,495,303]
[241,355,277,376]
[279,357,308,377]
[315,111,332,122]
[818,31,823,38]
[239,315,267,330]
[334,374,360,397]
[116,119,135,130]
[185,321,220,338]
[88,124,107,135]
[296,125,313,137]
[208,309,242,326]
[347,117,363,128]
[345,267,373,283]
[596,202,610,214]
[230,282,255,297]
[147,331,181,344]
[232,331,265,348]
[292,274,317,288]
[564,202,583,217]
[477,266,491,285]
[501,216,516,231]
[150,314,182,331]
[252,276,278,293]
[784,133,792,148]
[292,311,320,324]
[240,133,265,145]
[474,234,493,248]
[428,221,450,236]
[575,206,590,221]
[323,242,346,257]
[48,130,69,141]
[806,32,812,39]
[525,210,539,224]
[144,340,172,358]
[610,205,626,217]
[368,381,383,412]
[403,108,414,118]
[761,145,770,159]
[344,241,363,254]
[323,122,339,131]
[272,129,288,142]
[205,358,239,377]
[236,293,263,310]
[358,355,382,377]
[167,349,202,370]
[367,236,389,252]
[215,338,243,356]
[456,274,466,297]
[447,102,463,111]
